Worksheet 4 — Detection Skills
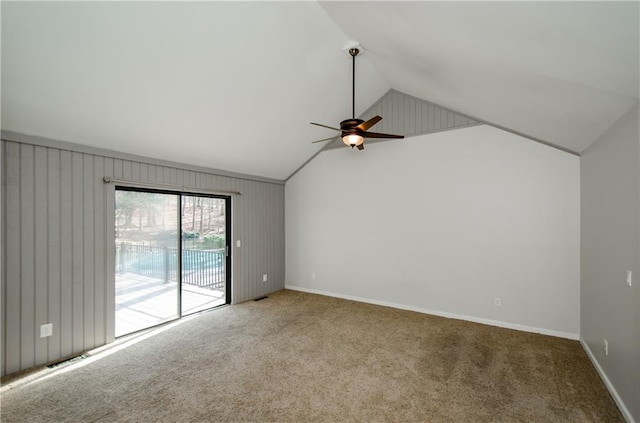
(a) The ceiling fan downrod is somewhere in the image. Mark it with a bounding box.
[349,48,359,119]
[308,45,403,150]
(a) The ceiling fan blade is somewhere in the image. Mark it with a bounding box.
[310,122,341,132]
[356,115,382,131]
[311,135,339,144]
[356,143,365,151]
[363,131,404,140]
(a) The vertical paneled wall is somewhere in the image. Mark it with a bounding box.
[324,89,481,150]
[362,89,480,135]
[1,138,285,377]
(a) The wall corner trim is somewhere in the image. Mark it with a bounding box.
[580,339,637,423]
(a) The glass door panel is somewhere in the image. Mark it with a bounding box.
[115,190,180,337]
[181,195,227,315]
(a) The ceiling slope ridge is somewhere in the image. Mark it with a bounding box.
[286,88,482,181]
[375,89,580,157]
[286,87,581,182]
[324,88,482,150]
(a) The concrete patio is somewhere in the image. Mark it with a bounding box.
[116,272,225,337]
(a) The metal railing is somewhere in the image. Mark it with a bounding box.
[116,242,225,290]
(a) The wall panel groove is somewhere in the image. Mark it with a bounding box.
[5,142,21,374]
[34,146,48,367]
[1,138,285,376]
[20,144,35,370]
[47,148,61,361]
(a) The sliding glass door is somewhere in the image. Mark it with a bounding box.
[115,190,179,336]
[115,188,230,337]
[180,195,228,316]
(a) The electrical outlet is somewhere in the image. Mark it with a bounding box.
[40,323,53,338]
[311,273,316,280]
[604,339,608,356]
[626,270,632,287]
[262,274,268,282]
[494,297,501,307]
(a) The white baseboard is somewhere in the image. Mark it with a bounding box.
[580,339,636,423]
[284,285,579,340]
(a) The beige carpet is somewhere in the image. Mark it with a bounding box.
[1,289,623,422]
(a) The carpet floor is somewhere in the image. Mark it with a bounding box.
[1,289,623,422]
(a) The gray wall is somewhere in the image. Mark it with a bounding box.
[287,125,580,338]
[1,135,285,377]
[581,102,639,422]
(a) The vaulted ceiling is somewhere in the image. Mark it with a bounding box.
[2,2,638,180]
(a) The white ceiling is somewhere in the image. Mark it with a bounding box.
[322,1,639,155]
[2,2,638,180]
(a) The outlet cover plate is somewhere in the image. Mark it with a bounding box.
[40,323,53,338]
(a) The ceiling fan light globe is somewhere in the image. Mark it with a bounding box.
[342,134,364,147]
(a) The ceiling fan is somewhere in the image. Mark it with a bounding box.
[310,47,404,151]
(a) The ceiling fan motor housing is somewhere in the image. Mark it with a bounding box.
[340,118,364,133]
[340,118,365,147]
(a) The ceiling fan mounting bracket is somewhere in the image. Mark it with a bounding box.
[343,43,363,57]
[348,48,360,58]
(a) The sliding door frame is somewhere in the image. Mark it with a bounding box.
[181,191,232,309]
[111,185,232,338]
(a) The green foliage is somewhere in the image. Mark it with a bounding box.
[203,234,225,249]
